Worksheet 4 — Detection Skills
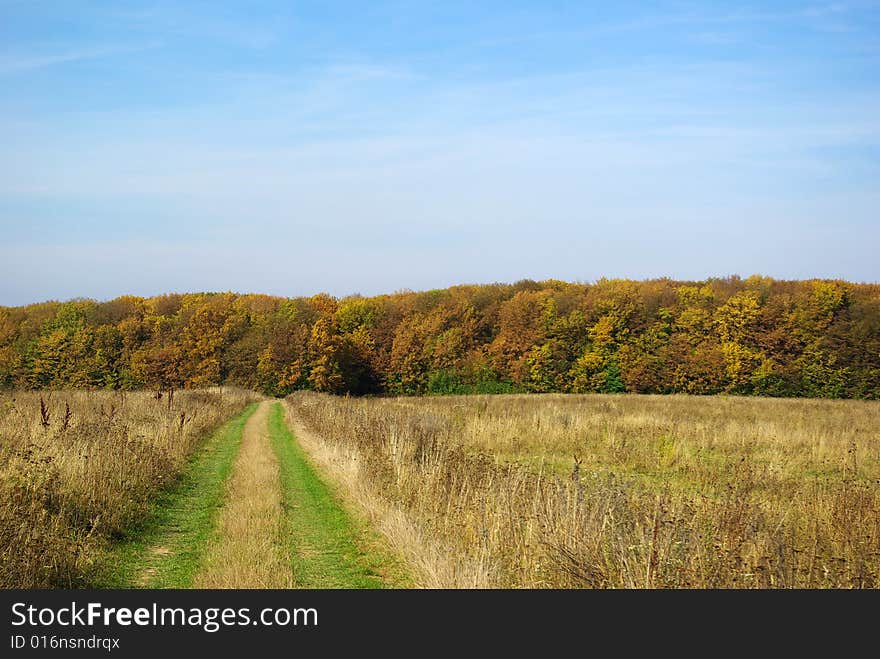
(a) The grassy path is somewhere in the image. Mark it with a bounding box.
[106,400,405,588]
[101,403,258,588]
[195,401,292,587]
[268,403,401,588]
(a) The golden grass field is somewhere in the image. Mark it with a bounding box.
[0,388,259,587]
[287,392,880,588]
[2,388,878,589]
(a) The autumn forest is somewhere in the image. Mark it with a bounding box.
[2,276,877,400]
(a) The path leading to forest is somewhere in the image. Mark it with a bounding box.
[106,401,402,589]
[195,402,292,587]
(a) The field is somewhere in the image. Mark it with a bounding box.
[287,392,880,588]
[2,389,878,589]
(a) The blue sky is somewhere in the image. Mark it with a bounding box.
[1,1,879,305]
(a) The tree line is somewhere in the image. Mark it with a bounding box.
[1,276,877,399]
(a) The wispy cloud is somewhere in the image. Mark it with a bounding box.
[0,42,161,76]
[466,1,878,51]
[106,3,279,49]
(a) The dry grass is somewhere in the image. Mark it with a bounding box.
[286,392,880,588]
[0,387,260,588]
[195,402,292,588]
[284,406,488,587]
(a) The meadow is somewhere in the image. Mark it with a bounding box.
[3,386,877,589]
[0,388,259,587]
[286,392,880,588]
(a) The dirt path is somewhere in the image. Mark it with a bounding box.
[194,401,293,588]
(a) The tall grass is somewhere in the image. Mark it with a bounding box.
[286,392,880,588]
[0,388,260,588]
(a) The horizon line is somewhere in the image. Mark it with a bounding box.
[5,273,879,309]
